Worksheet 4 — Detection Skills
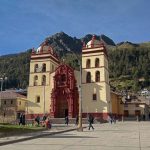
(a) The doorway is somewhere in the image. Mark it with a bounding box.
[65,109,68,117]
[56,93,68,118]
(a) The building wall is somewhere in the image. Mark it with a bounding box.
[0,97,26,123]
[29,59,57,87]
[124,104,145,115]
[27,52,59,118]
[82,82,109,113]
[82,45,110,119]
[17,98,26,112]
[111,92,123,116]
[27,86,51,115]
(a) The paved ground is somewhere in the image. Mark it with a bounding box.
[1,121,150,150]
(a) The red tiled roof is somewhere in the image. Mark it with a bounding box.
[0,91,26,99]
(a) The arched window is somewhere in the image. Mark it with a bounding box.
[86,59,91,68]
[95,58,99,67]
[34,75,38,86]
[95,71,100,82]
[42,63,46,72]
[86,72,91,83]
[42,75,46,85]
[61,74,66,82]
[34,64,38,72]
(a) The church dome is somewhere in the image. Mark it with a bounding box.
[86,35,101,48]
[36,46,42,53]
[36,41,53,53]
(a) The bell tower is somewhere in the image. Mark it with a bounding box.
[27,41,60,119]
[82,35,110,120]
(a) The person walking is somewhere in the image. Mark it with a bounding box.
[112,115,116,124]
[19,113,23,125]
[45,117,51,129]
[75,115,79,126]
[88,114,94,130]
[22,113,26,126]
[35,115,40,126]
[65,116,69,125]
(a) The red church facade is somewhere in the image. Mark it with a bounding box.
[50,64,79,118]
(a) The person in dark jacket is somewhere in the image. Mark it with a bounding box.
[65,116,69,125]
[22,113,25,125]
[35,115,40,126]
[19,113,23,125]
[75,115,79,126]
[88,114,94,130]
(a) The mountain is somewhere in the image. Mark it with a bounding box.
[45,32,82,55]
[45,32,115,56]
[0,32,150,92]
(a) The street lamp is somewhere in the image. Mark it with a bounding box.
[0,74,8,108]
[66,52,83,131]
[77,61,83,131]
[43,84,45,115]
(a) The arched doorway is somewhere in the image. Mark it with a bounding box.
[56,89,68,118]
[51,64,79,118]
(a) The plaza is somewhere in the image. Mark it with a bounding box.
[1,121,150,150]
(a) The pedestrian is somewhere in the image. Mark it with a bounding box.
[88,114,94,130]
[108,114,112,124]
[43,115,47,121]
[45,117,51,129]
[22,113,26,126]
[35,115,40,126]
[112,115,116,124]
[143,114,145,121]
[65,116,69,125]
[19,113,23,125]
[75,115,79,126]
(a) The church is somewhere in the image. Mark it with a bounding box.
[27,35,111,120]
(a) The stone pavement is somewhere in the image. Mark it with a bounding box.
[0,124,78,146]
[1,121,150,150]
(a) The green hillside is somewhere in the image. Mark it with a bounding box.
[0,32,150,92]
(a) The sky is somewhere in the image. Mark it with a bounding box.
[0,0,150,55]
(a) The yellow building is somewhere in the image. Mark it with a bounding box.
[27,41,59,119]
[111,91,123,118]
[27,36,111,120]
[81,35,110,120]
[0,90,27,123]
[122,95,149,120]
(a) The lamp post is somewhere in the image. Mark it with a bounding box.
[0,74,7,108]
[77,61,83,131]
[43,84,45,115]
[67,52,83,131]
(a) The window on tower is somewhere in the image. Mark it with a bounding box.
[42,63,46,72]
[36,96,40,103]
[95,58,99,67]
[34,75,38,86]
[86,59,91,68]
[42,75,46,85]
[95,71,100,82]
[93,94,97,100]
[86,72,91,83]
[34,64,38,72]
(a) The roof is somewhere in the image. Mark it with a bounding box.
[0,91,27,100]
[86,35,101,48]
